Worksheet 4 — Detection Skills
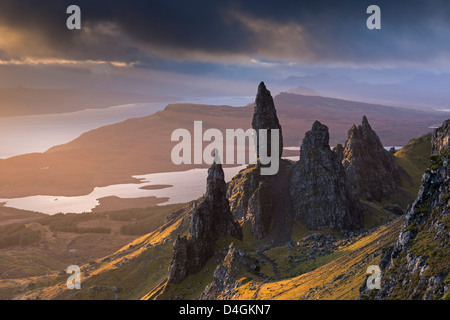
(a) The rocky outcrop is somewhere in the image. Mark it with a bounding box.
[289,121,363,232]
[252,81,283,158]
[432,119,449,155]
[361,119,449,300]
[167,163,243,284]
[342,116,402,202]
[200,243,260,300]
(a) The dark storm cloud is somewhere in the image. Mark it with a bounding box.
[0,0,449,65]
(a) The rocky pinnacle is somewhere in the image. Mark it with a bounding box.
[342,115,402,202]
[252,82,283,158]
[289,120,363,231]
[167,162,242,284]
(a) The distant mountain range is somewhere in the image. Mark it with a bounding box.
[281,73,450,110]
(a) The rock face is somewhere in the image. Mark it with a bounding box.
[252,81,283,158]
[290,121,363,231]
[432,119,449,155]
[227,160,293,241]
[167,163,243,284]
[200,243,260,300]
[362,119,449,300]
[342,116,402,202]
[245,179,273,239]
[227,164,261,220]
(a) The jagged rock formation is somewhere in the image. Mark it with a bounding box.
[290,121,363,231]
[342,116,402,202]
[252,81,283,158]
[167,163,243,284]
[227,83,292,241]
[200,243,260,300]
[168,84,409,288]
[361,119,449,300]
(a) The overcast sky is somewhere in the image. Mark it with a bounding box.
[0,0,449,95]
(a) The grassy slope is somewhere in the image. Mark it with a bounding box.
[394,133,432,199]
[381,150,450,300]
[0,204,186,299]
[150,210,400,300]
[228,218,403,300]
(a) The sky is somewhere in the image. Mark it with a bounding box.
[0,0,450,97]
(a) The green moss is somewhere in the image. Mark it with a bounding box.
[441,149,450,159]
[411,230,447,269]
[441,292,450,300]
[439,214,450,229]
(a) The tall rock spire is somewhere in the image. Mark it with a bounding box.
[252,82,283,158]
[227,82,293,242]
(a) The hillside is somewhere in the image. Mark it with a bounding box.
[0,203,185,299]
[394,133,432,201]
[0,86,177,118]
[0,93,446,200]
[1,83,439,301]
[361,119,449,300]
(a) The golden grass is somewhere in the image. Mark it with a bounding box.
[229,217,403,300]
